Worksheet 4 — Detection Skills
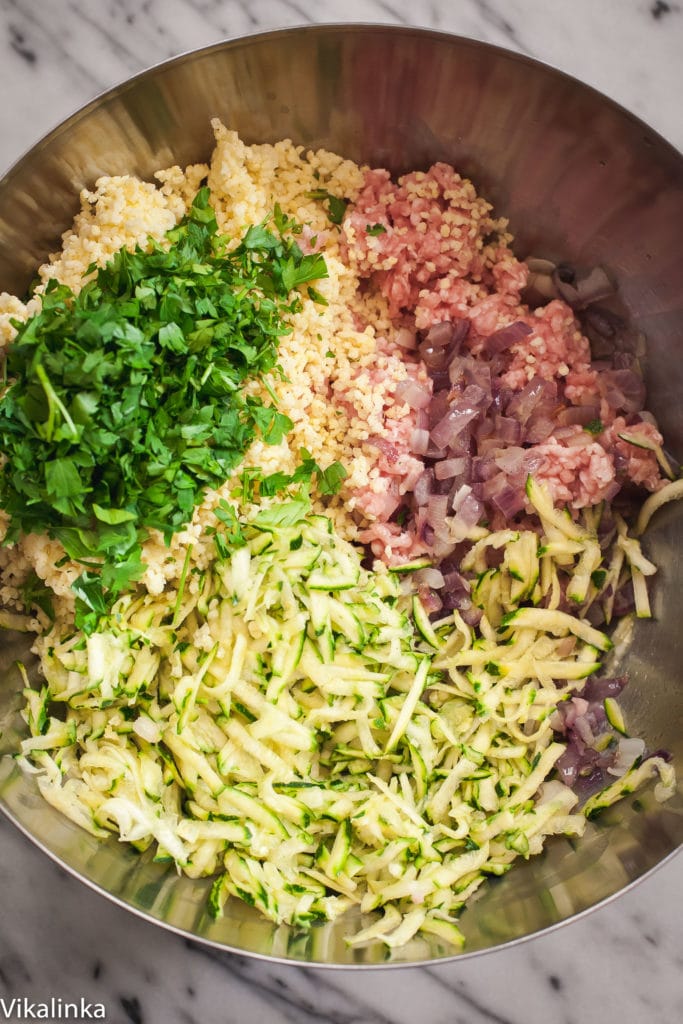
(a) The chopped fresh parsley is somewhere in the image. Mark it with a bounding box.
[209,499,248,559]
[307,286,329,306]
[237,448,347,503]
[366,223,387,236]
[305,189,348,225]
[316,460,348,496]
[591,568,607,589]
[252,499,310,531]
[0,188,328,625]
[20,570,55,621]
[585,419,604,435]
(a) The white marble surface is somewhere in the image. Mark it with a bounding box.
[1,1,682,1022]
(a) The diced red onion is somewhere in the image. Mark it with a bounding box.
[431,457,465,481]
[561,429,594,448]
[613,449,630,475]
[493,446,526,475]
[440,569,471,608]
[506,377,557,424]
[482,320,532,355]
[410,428,430,456]
[428,389,451,427]
[460,606,483,627]
[426,493,449,535]
[555,745,582,785]
[416,508,435,546]
[462,383,491,411]
[582,305,621,340]
[471,456,500,483]
[413,469,434,506]
[417,584,442,614]
[419,342,452,372]
[414,567,445,590]
[612,351,640,372]
[573,712,593,745]
[612,581,636,617]
[480,473,526,518]
[450,483,472,513]
[464,359,493,393]
[453,489,483,528]
[430,405,479,449]
[365,436,399,461]
[493,415,522,445]
[522,450,545,476]
[556,405,601,428]
[425,322,456,348]
[415,407,429,430]
[609,737,646,776]
[524,417,556,444]
[395,327,417,349]
[395,377,432,409]
[600,368,646,414]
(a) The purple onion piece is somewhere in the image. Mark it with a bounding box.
[395,377,432,410]
[480,473,526,517]
[395,326,417,349]
[582,305,622,340]
[556,405,601,428]
[460,606,483,627]
[413,468,435,506]
[439,570,472,612]
[425,321,456,348]
[425,493,449,534]
[434,457,467,481]
[505,376,557,424]
[582,675,628,702]
[430,405,479,449]
[428,389,451,428]
[419,342,452,372]
[600,368,646,414]
[482,320,533,355]
[410,427,430,455]
[493,415,522,445]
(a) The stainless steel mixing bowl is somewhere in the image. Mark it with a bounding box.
[1,24,682,966]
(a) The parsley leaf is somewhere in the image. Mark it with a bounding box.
[305,189,349,225]
[317,461,348,496]
[236,449,347,503]
[20,571,55,620]
[252,499,310,530]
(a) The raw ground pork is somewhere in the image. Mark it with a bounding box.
[340,162,666,562]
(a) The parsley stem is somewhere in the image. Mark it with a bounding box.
[34,363,78,441]
[172,543,194,627]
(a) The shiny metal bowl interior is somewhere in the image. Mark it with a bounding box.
[1,24,682,966]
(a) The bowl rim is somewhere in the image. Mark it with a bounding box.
[1,20,682,191]
[2,787,680,970]
[1,21,682,968]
